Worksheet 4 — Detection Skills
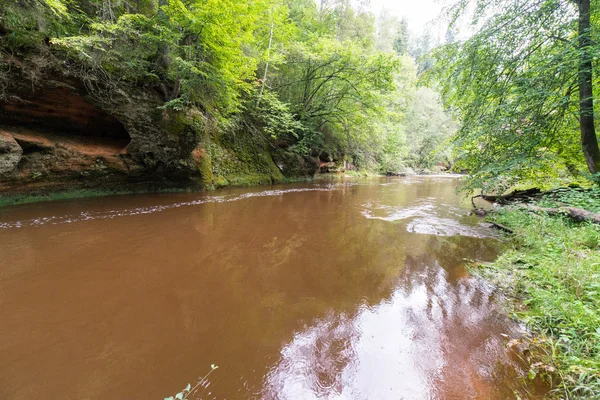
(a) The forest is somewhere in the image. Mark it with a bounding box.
[0,0,455,186]
[1,0,600,397]
[3,0,599,189]
[430,0,600,194]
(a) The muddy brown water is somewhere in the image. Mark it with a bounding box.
[0,176,546,399]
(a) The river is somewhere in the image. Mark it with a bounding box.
[0,176,546,399]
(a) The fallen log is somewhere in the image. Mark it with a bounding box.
[488,222,514,234]
[525,205,600,224]
[475,186,588,206]
[473,188,542,204]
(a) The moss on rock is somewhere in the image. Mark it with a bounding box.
[206,128,284,188]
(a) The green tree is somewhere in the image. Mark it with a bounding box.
[272,37,398,159]
[409,30,435,74]
[403,87,456,170]
[1,0,454,176]
[575,0,600,173]
[263,0,400,164]
[393,18,409,55]
[430,0,600,191]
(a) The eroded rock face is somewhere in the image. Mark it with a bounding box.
[0,64,206,193]
[272,150,319,177]
[0,87,130,139]
[0,131,22,174]
[0,56,284,196]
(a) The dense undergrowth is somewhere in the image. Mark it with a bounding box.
[480,188,600,398]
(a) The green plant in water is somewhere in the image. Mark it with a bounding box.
[164,364,218,400]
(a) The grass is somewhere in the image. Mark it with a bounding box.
[479,188,600,398]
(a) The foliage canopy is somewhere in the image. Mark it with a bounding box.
[0,0,456,173]
[429,0,600,192]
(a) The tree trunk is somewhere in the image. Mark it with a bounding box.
[156,0,172,91]
[577,0,600,173]
[527,204,600,224]
[257,16,274,107]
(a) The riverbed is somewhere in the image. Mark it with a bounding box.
[0,176,545,399]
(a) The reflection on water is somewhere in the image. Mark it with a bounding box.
[0,176,545,399]
[264,236,525,400]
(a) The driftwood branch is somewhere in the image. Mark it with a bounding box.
[525,205,600,224]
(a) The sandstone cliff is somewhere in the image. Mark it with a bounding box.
[0,55,289,197]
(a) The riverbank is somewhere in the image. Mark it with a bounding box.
[478,188,600,398]
[0,171,459,208]
[0,174,323,208]
[0,185,194,208]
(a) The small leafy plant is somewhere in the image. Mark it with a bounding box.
[164,364,219,400]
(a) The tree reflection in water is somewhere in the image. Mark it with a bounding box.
[263,235,538,400]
